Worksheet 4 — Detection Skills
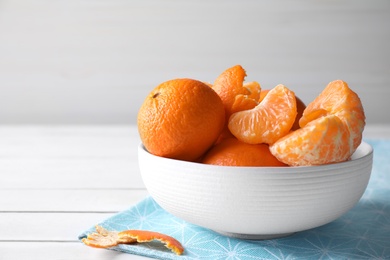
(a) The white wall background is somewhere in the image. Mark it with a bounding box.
[0,0,389,125]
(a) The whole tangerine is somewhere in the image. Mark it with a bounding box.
[202,138,287,167]
[137,78,225,161]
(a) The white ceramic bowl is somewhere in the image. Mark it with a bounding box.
[138,142,373,239]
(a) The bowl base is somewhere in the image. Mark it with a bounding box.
[214,230,295,240]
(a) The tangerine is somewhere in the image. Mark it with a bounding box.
[299,80,365,152]
[244,81,261,101]
[137,78,225,161]
[202,138,287,167]
[212,66,261,144]
[212,65,261,119]
[270,80,365,166]
[228,84,297,144]
[260,89,306,131]
[270,115,350,166]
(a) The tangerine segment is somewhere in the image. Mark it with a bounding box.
[260,89,306,131]
[299,80,365,151]
[228,84,297,144]
[82,226,184,255]
[212,65,261,118]
[270,115,351,166]
[202,138,287,166]
[137,78,225,162]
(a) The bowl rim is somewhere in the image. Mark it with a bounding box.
[138,141,373,172]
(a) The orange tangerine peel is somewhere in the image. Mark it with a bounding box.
[243,81,261,101]
[82,225,184,255]
[231,94,259,114]
[212,65,261,118]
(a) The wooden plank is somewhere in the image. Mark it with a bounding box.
[0,189,148,212]
[0,213,115,241]
[0,125,141,158]
[0,126,151,258]
[0,126,146,189]
[0,242,150,259]
[0,158,145,189]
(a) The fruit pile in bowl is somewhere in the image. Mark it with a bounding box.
[137,65,373,239]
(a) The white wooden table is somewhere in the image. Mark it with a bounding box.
[0,124,389,259]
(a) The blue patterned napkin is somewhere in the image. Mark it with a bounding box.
[79,139,390,259]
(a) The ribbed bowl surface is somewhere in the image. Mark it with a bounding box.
[138,142,373,238]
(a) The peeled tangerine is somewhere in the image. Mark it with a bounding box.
[270,115,351,166]
[228,84,297,144]
[299,80,365,152]
[270,80,365,166]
